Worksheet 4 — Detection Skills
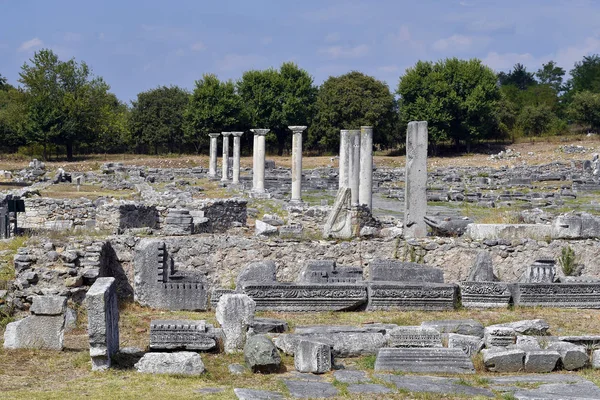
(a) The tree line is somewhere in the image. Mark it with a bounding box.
[1,48,600,161]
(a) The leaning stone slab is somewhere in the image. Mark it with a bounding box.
[377,375,494,398]
[274,332,386,357]
[234,388,285,400]
[244,334,281,373]
[374,348,475,374]
[512,283,600,308]
[240,282,367,312]
[236,261,277,289]
[524,350,560,372]
[421,319,484,337]
[459,282,511,308]
[547,341,589,370]
[149,320,219,351]
[482,348,525,372]
[467,251,497,282]
[385,326,442,348]
[294,340,332,374]
[447,333,484,356]
[491,319,550,336]
[367,282,458,310]
[484,326,516,347]
[216,294,255,353]
[369,259,444,283]
[135,352,205,375]
[283,380,339,399]
[86,278,119,371]
[323,187,353,239]
[30,295,67,315]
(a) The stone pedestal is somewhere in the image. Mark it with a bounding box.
[231,132,244,184]
[349,130,361,206]
[221,132,231,182]
[289,126,307,203]
[359,126,373,209]
[251,129,269,195]
[208,133,220,178]
[339,130,350,189]
[404,121,428,238]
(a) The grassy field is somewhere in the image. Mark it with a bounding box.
[1,304,600,399]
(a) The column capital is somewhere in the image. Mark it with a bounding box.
[221,131,232,137]
[208,132,221,138]
[251,128,269,136]
[230,131,244,137]
[288,125,307,134]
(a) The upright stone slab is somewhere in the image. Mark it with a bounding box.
[231,131,244,184]
[468,251,497,282]
[385,326,442,348]
[404,121,428,238]
[294,340,332,374]
[3,295,67,350]
[289,126,307,203]
[221,132,231,182]
[235,260,277,289]
[359,126,373,209]
[149,320,219,351]
[87,278,119,371]
[374,348,475,374]
[323,187,353,239]
[215,294,256,353]
[208,133,220,178]
[339,129,350,189]
[369,259,444,283]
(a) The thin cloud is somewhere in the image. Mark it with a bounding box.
[482,51,536,71]
[319,44,369,59]
[325,32,340,43]
[63,32,83,43]
[18,37,43,52]
[190,41,206,51]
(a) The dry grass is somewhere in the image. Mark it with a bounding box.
[1,304,600,399]
[40,184,137,200]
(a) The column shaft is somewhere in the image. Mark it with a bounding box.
[349,130,361,205]
[339,130,350,189]
[404,121,428,238]
[289,126,307,203]
[359,126,373,209]
[221,132,231,182]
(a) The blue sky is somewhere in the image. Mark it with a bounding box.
[2,0,600,102]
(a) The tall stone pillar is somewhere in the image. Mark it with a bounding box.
[339,130,350,189]
[349,129,361,206]
[252,129,269,194]
[221,132,231,182]
[231,131,244,184]
[208,133,220,178]
[359,126,373,209]
[251,130,258,190]
[289,126,307,203]
[404,121,428,238]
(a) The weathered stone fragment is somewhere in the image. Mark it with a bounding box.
[294,340,332,374]
[484,326,516,347]
[252,318,288,334]
[374,347,475,374]
[135,352,205,375]
[421,319,484,337]
[369,259,444,283]
[593,349,600,369]
[492,319,550,336]
[524,350,560,372]
[512,283,600,308]
[367,282,457,310]
[149,320,219,351]
[467,251,497,282]
[447,333,484,356]
[235,261,277,289]
[519,259,556,283]
[274,332,386,357]
[30,295,67,315]
[459,281,511,308]
[323,187,353,239]
[297,260,362,284]
[244,334,281,373]
[514,336,541,350]
[547,341,588,370]
[347,384,392,394]
[255,220,277,236]
[385,326,442,348]
[215,294,255,353]
[482,348,525,372]
[424,216,473,237]
[86,277,119,371]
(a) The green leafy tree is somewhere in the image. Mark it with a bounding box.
[238,62,316,155]
[569,90,600,132]
[518,104,555,136]
[536,61,565,93]
[498,63,537,90]
[184,74,246,153]
[129,86,189,154]
[0,87,28,150]
[310,71,397,152]
[0,74,12,91]
[569,54,600,93]
[397,58,501,151]
[96,93,130,154]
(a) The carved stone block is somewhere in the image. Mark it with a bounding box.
[149,320,219,351]
[460,282,511,308]
[374,347,475,374]
[367,282,458,311]
[385,326,442,348]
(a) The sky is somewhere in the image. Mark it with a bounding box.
[1,0,600,102]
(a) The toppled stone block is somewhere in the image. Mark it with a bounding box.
[30,295,67,315]
[86,278,119,371]
[547,341,589,370]
[252,317,288,334]
[482,348,524,372]
[274,332,386,358]
[421,319,484,337]
[447,333,484,356]
[484,327,516,348]
[524,350,560,372]
[135,352,205,375]
[244,334,281,373]
[149,320,219,351]
[216,294,255,353]
[424,216,473,237]
[467,251,498,282]
[514,336,541,350]
[294,340,332,374]
[236,261,277,289]
[374,347,475,374]
[255,220,277,236]
[385,326,442,348]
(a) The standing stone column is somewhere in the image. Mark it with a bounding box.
[404,121,428,238]
[251,130,258,190]
[359,126,374,209]
[339,130,350,189]
[231,132,244,184]
[221,132,231,182]
[208,133,220,178]
[289,126,307,203]
[348,129,361,206]
[252,129,269,193]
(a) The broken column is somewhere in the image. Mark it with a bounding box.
[289,126,307,203]
[339,129,350,189]
[208,133,220,178]
[231,131,244,184]
[359,126,373,209]
[215,293,256,353]
[221,131,231,182]
[87,277,119,371]
[349,129,361,206]
[404,121,428,238]
[251,129,269,195]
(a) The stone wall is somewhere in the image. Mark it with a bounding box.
[21,198,97,230]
